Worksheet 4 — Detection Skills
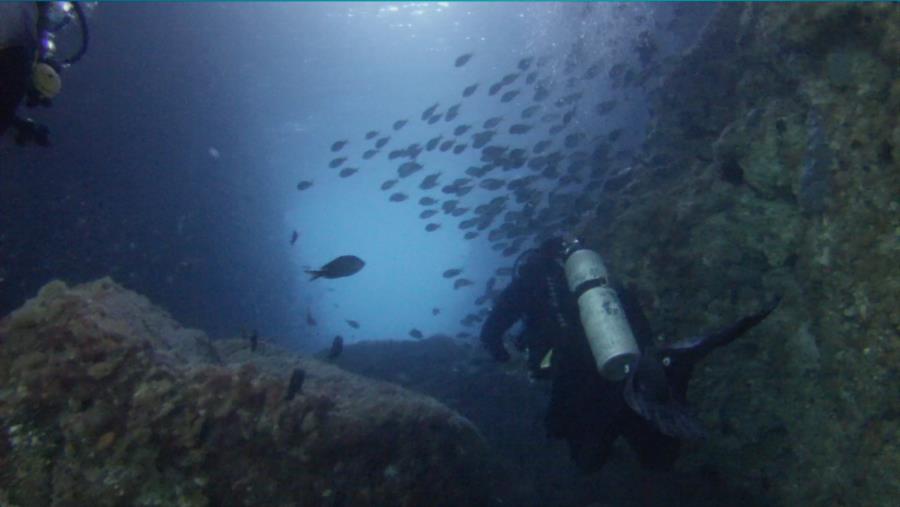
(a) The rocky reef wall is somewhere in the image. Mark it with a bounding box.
[0,278,499,507]
[583,4,898,506]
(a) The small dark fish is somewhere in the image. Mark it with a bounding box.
[488,82,503,96]
[339,167,358,178]
[388,149,405,160]
[346,319,359,329]
[331,140,348,152]
[533,140,552,154]
[521,105,541,119]
[453,144,467,155]
[375,136,390,149]
[409,328,424,339]
[443,268,462,278]
[525,71,538,85]
[483,116,503,129]
[454,278,474,289]
[365,130,378,140]
[454,124,471,136]
[425,223,441,232]
[285,368,306,401]
[428,114,442,125]
[420,172,441,190]
[441,199,458,213]
[296,180,313,191]
[328,335,344,359]
[363,149,379,160]
[517,56,534,71]
[509,124,532,135]
[462,83,478,97]
[480,178,505,191]
[500,89,520,103]
[422,102,439,120]
[500,73,520,86]
[306,255,366,280]
[564,133,584,148]
[389,192,408,202]
[381,179,398,191]
[472,131,495,149]
[445,104,461,122]
[432,307,440,315]
[463,231,478,240]
[595,100,617,115]
[248,329,259,352]
[419,196,438,206]
[454,52,473,67]
[329,157,347,169]
[439,139,455,152]
[290,230,299,246]
[426,136,442,151]
[420,209,438,219]
[533,86,550,102]
[450,207,468,217]
[393,119,408,131]
[549,124,565,135]
[306,309,317,326]
[398,161,423,178]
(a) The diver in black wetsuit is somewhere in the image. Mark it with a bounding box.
[480,236,779,472]
[0,2,89,147]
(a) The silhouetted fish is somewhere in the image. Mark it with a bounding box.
[306,255,366,280]
[290,230,299,246]
[285,368,306,400]
[363,149,378,160]
[445,104,461,122]
[328,335,343,359]
[409,328,424,339]
[420,209,438,219]
[296,180,313,191]
[375,137,390,149]
[500,90,519,102]
[463,231,478,240]
[454,278,474,289]
[331,140,347,152]
[420,172,441,190]
[339,167,358,178]
[453,124,471,136]
[329,157,347,169]
[488,82,503,96]
[453,144,467,154]
[517,56,534,71]
[381,179,398,191]
[389,192,408,202]
[425,223,441,232]
[454,52,473,67]
[509,124,532,134]
[365,130,378,140]
[443,268,462,278]
[432,307,440,315]
[462,83,478,97]
[419,196,438,206]
[393,119,408,131]
[483,117,503,129]
[398,162,423,178]
[346,319,359,329]
[422,102,439,120]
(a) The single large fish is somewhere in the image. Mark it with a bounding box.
[306,255,365,280]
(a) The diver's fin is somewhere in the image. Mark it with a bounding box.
[624,373,707,440]
[664,296,781,360]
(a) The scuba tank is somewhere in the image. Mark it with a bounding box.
[563,240,640,381]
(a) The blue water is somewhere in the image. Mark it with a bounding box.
[1,3,707,353]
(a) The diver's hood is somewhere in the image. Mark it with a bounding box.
[623,354,706,440]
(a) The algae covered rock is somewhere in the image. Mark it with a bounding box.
[0,278,499,506]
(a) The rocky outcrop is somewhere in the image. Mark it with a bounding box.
[0,278,498,507]
[583,4,899,506]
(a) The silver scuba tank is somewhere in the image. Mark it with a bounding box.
[563,245,640,381]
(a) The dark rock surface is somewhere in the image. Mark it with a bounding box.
[0,278,499,507]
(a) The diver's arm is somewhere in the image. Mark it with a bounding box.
[479,278,529,362]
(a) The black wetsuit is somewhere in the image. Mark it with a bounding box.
[0,45,31,137]
[480,241,778,472]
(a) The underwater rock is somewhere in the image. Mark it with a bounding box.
[0,278,498,506]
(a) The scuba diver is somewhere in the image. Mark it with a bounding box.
[480,235,779,472]
[0,2,89,147]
